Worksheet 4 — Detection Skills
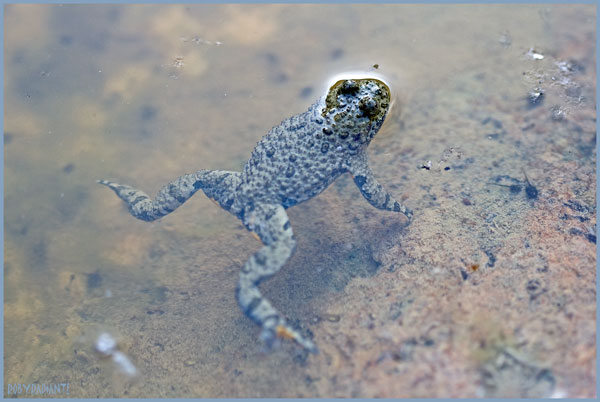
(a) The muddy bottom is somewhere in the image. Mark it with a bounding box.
[4,4,595,398]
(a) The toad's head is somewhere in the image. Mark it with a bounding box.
[321,78,391,146]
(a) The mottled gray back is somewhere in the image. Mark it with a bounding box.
[240,78,391,209]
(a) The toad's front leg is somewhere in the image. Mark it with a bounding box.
[349,153,413,220]
[237,203,317,354]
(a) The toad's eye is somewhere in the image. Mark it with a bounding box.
[358,96,378,116]
[339,80,359,95]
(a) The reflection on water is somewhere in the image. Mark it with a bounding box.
[4,4,595,398]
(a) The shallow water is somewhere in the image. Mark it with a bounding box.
[4,4,596,398]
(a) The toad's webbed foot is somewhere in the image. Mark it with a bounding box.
[98,170,241,221]
[237,203,317,354]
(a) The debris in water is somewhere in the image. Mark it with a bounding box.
[440,147,463,162]
[526,47,545,60]
[499,30,512,48]
[180,36,223,46]
[521,169,538,200]
[323,313,341,323]
[95,332,117,356]
[487,181,522,195]
[487,170,538,201]
[172,57,184,68]
[420,147,462,172]
[527,88,545,108]
[550,105,566,121]
[94,332,137,377]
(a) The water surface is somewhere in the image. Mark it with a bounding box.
[4,4,596,397]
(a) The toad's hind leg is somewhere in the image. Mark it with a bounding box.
[98,169,241,221]
[237,204,317,353]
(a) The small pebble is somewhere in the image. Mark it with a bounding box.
[526,48,544,60]
[528,89,544,107]
[323,314,341,323]
[95,332,117,356]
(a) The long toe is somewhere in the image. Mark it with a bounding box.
[274,323,318,354]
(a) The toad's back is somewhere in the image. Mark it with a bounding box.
[239,78,392,209]
[239,100,346,208]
